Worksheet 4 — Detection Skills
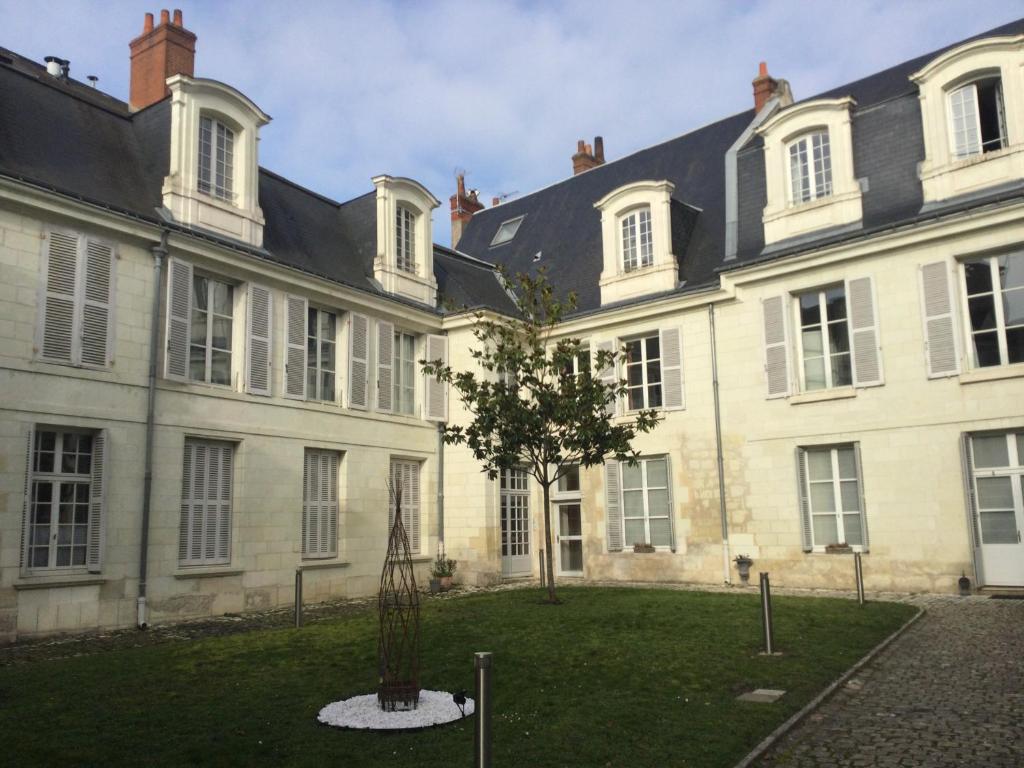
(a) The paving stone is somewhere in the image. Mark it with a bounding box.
[739,688,787,703]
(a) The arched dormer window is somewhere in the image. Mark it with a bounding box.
[620,206,653,272]
[198,115,236,202]
[396,205,417,273]
[372,176,440,306]
[948,75,1007,159]
[787,130,833,204]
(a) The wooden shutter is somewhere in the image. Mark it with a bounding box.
[284,295,308,399]
[302,451,316,556]
[424,334,448,421]
[81,239,115,367]
[919,261,961,377]
[847,276,883,387]
[596,340,618,416]
[604,460,623,552]
[165,258,193,381]
[327,452,338,556]
[246,284,273,395]
[179,440,196,563]
[179,440,232,566]
[213,444,232,562]
[664,455,677,552]
[408,460,421,553]
[659,327,684,410]
[762,295,791,398]
[796,448,813,552]
[960,435,983,564]
[39,230,79,363]
[86,429,108,572]
[348,313,369,409]
[377,320,395,412]
[852,443,870,552]
[303,450,339,558]
[19,426,34,572]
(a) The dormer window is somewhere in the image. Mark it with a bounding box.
[198,116,235,202]
[490,215,525,247]
[371,175,440,305]
[949,76,1007,159]
[621,207,653,272]
[788,130,833,204]
[396,205,416,272]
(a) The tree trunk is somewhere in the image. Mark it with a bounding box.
[542,481,557,602]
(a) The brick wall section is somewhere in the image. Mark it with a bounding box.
[129,11,196,111]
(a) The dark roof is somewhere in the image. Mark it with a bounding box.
[434,247,517,314]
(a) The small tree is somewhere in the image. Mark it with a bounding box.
[423,270,660,603]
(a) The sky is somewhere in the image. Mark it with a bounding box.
[2,0,1022,246]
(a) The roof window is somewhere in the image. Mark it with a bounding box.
[490,215,525,247]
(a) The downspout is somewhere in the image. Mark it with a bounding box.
[138,229,168,628]
[437,422,445,546]
[709,303,730,584]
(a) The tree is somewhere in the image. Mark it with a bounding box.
[422,270,661,603]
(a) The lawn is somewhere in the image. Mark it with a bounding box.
[0,587,914,767]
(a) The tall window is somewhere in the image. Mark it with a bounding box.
[179,439,233,566]
[388,459,421,553]
[306,307,336,401]
[393,331,416,415]
[198,116,235,201]
[622,457,671,548]
[624,334,662,410]
[963,251,1023,368]
[621,207,653,272]
[798,286,851,390]
[559,343,590,381]
[27,430,94,569]
[969,431,1024,545]
[949,77,1007,159]
[303,449,339,559]
[799,445,864,549]
[500,468,530,559]
[396,206,416,272]
[788,130,833,204]
[189,275,233,385]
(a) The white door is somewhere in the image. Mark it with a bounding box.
[500,468,532,577]
[557,502,583,576]
[970,431,1024,587]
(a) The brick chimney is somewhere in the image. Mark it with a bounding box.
[752,62,779,113]
[572,136,605,175]
[450,173,484,247]
[129,9,196,111]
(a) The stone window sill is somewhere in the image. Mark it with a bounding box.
[959,363,1024,385]
[173,567,244,580]
[14,575,107,590]
[297,560,350,572]
[789,386,857,405]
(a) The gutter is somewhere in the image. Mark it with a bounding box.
[724,96,780,262]
[709,304,730,583]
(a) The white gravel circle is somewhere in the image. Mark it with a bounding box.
[318,690,475,730]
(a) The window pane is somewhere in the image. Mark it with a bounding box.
[622,458,642,489]
[799,293,820,326]
[628,388,645,411]
[645,336,660,360]
[977,476,1013,509]
[211,318,232,350]
[649,518,671,547]
[968,295,997,331]
[842,513,863,546]
[836,447,856,476]
[998,253,1024,290]
[647,384,662,408]
[646,459,668,488]
[973,435,1009,468]
[980,511,1018,544]
[824,288,846,320]
[832,353,853,387]
[320,341,335,370]
[308,308,317,337]
[802,328,823,355]
[973,331,1001,367]
[624,339,641,360]
[213,282,233,315]
[804,357,826,390]
[810,482,836,512]
[964,261,993,295]
[623,490,644,519]
[807,450,833,481]
[813,514,838,545]
[828,322,850,354]
[307,367,317,397]
[190,311,207,345]
[321,311,336,339]
[1003,290,1024,327]
[840,480,860,512]
[646,361,662,384]
[647,489,669,516]
[210,351,231,385]
[1007,327,1024,364]
[625,519,646,546]
[193,276,208,310]
[321,372,335,401]
[558,466,580,493]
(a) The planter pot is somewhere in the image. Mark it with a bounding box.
[734,560,753,583]
[825,544,853,554]
[439,576,453,591]
[633,543,656,553]
[428,578,441,594]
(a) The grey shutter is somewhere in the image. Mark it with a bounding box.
[303,450,338,559]
[408,460,421,553]
[348,313,369,409]
[179,440,232,566]
[596,340,617,416]
[86,429,108,572]
[796,448,813,552]
[302,450,315,556]
[81,239,115,367]
[664,455,677,552]
[39,230,79,363]
[388,460,397,531]
[179,440,195,563]
[376,320,395,412]
[852,442,870,552]
[960,435,983,577]
[327,452,338,556]
[284,295,308,399]
[762,295,791,398]
[920,261,961,377]
[165,258,193,381]
[604,460,623,552]
[19,426,34,572]
[213,444,232,562]
[659,327,684,410]
[424,334,448,421]
[847,276,883,387]
[245,284,272,395]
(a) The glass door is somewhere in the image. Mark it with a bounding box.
[558,502,583,576]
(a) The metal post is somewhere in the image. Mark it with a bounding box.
[539,549,546,588]
[474,652,493,768]
[854,552,866,605]
[759,572,775,654]
[294,569,303,628]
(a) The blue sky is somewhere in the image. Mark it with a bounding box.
[2,0,1021,245]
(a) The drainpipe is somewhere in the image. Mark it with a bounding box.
[709,304,731,583]
[138,229,168,628]
[437,422,445,546]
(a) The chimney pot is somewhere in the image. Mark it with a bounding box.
[160,9,170,25]
[144,12,154,33]
[577,139,585,152]
[449,172,485,247]
[759,61,767,77]
[173,9,183,26]
[594,136,604,163]
[752,62,779,113]
[492,197,501,207]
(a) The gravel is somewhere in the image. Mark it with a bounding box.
[317,690,475,730]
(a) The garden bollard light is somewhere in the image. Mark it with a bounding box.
[854,552,866,605]
[759,572,775,654]
[294,569,303,628]
[474,652,493,768]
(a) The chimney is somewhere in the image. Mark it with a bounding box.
[752,61,779,113]
[492,197,501,207]
[449,173,484,247]
[572,136,605,175]
[129,8,197,111]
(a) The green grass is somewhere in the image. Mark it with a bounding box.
[0,587,914,767]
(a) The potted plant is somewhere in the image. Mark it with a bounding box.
[825,542,853,554]
[633,542,656,553]
[734,554,754,583]
[431,547,457,591]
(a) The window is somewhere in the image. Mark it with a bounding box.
[306,307,337,401]
[621,207,653,272]
[393,331,416,415]
[303,449,339,559]
[799,445,866,550]
[396,206,416,273]
[198,116,235,201]
[556,464,581,494]
[491,215,525,247]
[179,439,233,566]
[624,334,662,410]
[621,457,671,548]
[788,130,833,204]
[798,286,852,390]
[968,431,1024,545]
[388,459,421,553]
[962,251,1024,367]
[559,342,590,380]
[500,468,530,559]
[949,77,1007,159]
[189,275,233,385]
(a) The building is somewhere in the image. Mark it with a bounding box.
[1,12,1022,640]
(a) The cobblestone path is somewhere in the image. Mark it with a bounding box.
[756,597,1024,768]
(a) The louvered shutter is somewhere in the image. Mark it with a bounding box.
[326,452,338,556]
[348,313,369,409]
[179,440,232,566]
[388,460,397,531]
[596,340,618,416]
[961,435,983,566]
[664,455,677,552]
[302,450,315,556]
[376,320,395,412]
[659,327,684,410]
[165,258,193,381]
[846,276,883,387]
[19,426,34,572]
[852,443,870,552]
[424,334,448,421]
[85,429,108,572]
[39,230,79,363]
[179,440,195,564]
[604,460,623,552]
[213,444,232,562]
[796,448,813,552]
[303,450,338,558]
[246,284,272,395]
[408,460,421,553]
[762,295,791,398]
[81,239,115,367]
[284,295,308,399]
[920,261,961,377]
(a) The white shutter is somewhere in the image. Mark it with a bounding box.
[86,429,108,572]
[919,261,961,377]
[852,443,870,552]
[302,450,315,556]
[604,460,623,552]
[424,334,448,421]
[179,439,232,566]
[303,450,339,559]
[348,313,369,409]
[165,258,193,381]
[596,340,618,416]
[214,444,232,562]
[284,295,308,399]
[961,435,983,563]
[846,276,883,387]
[19,426,34,572]
[664,455,677,552]
[39,230,79,363]
[762,295,791,398]
[408,460,421,553]
[659,327,684,410]
[796,448,813,552]
[326,452,338,557]
[245,284,273,395]
[377,320,395,412]
[81,239,115,367]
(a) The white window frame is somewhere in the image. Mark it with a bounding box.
[968,431,1024,546]
[500,467,531,559]
[490,215,525,247]
[959,251,1024,369]
[393,330,417,416]
[307,306,337,402]
[302,449,340,559]
[198,115,235,202]
[396,205,416,273]
[800,445,865,552]
[189,273,234,386]
[623,333,662,411]
[552,464,582,500]
[620,456,672,549]
[795,286,852,391]
[947,76,1007,159]
[787,130,833,205]
[620,206,654,272]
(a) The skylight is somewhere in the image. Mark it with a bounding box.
[490,215,525,247]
